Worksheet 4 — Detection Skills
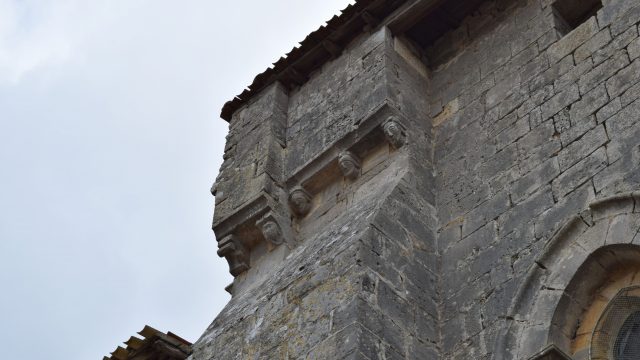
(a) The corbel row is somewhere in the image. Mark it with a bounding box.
[214,196,295,277]
[215,110,409,278]
[382,116,406,149]
[287,116,407,219]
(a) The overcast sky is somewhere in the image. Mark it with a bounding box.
[0,1,352,358]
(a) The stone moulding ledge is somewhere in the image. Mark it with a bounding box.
[535,215,587,269]
[212,194,270,240]
[213,191,296,280]
[588,191,640,220]
[285,102,409,194]
[212,102,413,278]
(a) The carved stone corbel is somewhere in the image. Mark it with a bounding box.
[289,186,312,217]
[256,211,295,248]
[382,117,406,149]
[257,217,283,245]
[338,151,361,180]
[217,234,249,276]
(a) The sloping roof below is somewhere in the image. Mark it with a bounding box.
[220,0,409,121]
[104,325,192,360]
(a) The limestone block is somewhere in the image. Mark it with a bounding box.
[547,17,599,64]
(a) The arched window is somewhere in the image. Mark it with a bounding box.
[614,310,640,359]
[591,286,640,360]
[494,194,640,360]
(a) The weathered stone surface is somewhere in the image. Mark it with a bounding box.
[557,125,608,170]
[547,17,599,63]
[540,84,579,120]
[511,157,560,203]
[595,96,621,123]
[580,50,630,95]
[598,0,640,28]
[606,58,640,97]
[552,147,609,198]
[574,28,612,63]
[198,1,640,359]
[628,36,640,60]
[568,84,609,124]
[592,25,637,66]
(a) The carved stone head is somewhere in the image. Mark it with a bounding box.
[259,219,283,246]
[382,117,405,148]
[217,234,249,276]
[289,187,312,217]
[338,151,361,180]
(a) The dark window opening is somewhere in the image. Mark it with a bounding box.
[552,0,602,36]
[400,0,487,69]
[614,310,640,360]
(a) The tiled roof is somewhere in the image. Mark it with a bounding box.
[104,325,192,360]
[220,0,409,121]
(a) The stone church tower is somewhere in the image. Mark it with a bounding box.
[195,0,640,358]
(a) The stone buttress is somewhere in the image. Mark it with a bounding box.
[198,27,438,359]
[196,0,640,359]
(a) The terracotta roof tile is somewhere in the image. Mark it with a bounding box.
[104,326,192,360]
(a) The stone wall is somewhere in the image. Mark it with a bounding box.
[198,26,439,359]
[432,0,640,358]
[199,0,640,359]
